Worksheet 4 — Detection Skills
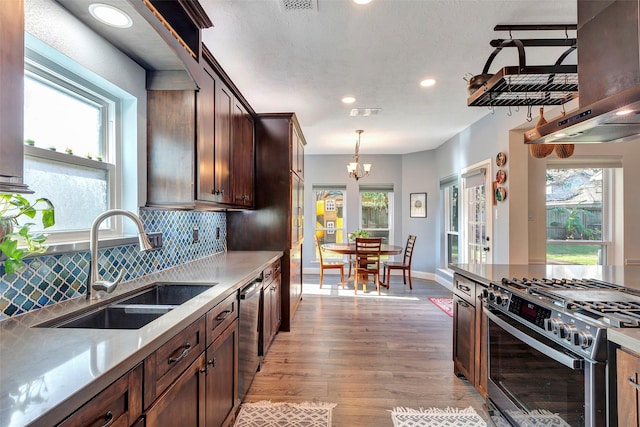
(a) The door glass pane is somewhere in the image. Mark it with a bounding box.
[466,183,487,264]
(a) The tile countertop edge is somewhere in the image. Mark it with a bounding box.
[0,250,282,427]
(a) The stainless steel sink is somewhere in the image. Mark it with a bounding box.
[38,282,216,329]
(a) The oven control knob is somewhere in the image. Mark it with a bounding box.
[495,292,508,306]
[577,330,594,349]
[561,324,578,341]
[545,318,564,334]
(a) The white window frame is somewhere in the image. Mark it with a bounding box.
[313,186,347,262]
[440,176,459,267]
[23,48,124,244]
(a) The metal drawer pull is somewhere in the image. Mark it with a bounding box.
[168,343,192,364]
[457,300,470,308]
[458,284,471,292]
[100,411,114,427]
[216,310,232,321]
[628,376,640,392]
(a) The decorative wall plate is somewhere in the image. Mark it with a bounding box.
[496,169,507,184]
[495,186,507,202]
[496,152,507,167]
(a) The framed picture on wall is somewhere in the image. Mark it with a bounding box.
[410,193,427,218]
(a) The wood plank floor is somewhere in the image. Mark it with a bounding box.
[245,274,486,426]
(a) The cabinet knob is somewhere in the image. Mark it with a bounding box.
[100,411,114,427]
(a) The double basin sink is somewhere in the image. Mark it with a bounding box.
[39,282,216,330]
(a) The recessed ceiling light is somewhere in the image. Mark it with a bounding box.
[420,78,436,87]
[342,96,356,104]
[616,109,633,116]
[89,3,133,28]
[353,0,372,4]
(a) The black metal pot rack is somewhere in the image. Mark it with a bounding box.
[467,24,578,108]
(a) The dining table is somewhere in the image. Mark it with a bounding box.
[321,242,403,288]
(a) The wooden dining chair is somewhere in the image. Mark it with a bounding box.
[315,236,345,288]
[383,235,417,289]
[354,237,382,294]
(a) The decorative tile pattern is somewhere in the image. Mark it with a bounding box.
[0,209,226,319]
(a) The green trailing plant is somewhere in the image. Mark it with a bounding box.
[0,194,55,274]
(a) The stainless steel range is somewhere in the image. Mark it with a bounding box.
[483,277,640,427]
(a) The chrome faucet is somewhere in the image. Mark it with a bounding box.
[87,209,153,300]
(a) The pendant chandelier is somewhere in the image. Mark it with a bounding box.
[346,129,372,181]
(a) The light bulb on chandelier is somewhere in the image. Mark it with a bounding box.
[346,129,372,180]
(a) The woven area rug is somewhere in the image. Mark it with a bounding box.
[428,297,453,317]
[234,401,336,427]
[391,406,486,427]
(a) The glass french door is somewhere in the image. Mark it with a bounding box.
[461,162,492,265]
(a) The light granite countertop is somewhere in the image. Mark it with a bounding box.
[0,250,282,427]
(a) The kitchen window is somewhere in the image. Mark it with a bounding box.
[313,186,346,262]
[545,158,622,265]
[21,49,122,243]
[440,175,459,267]
[359,185,393,244]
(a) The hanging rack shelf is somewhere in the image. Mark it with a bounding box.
[466,24,578,108]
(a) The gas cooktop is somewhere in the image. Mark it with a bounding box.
[485,277,640,361]
[500,277,640,328]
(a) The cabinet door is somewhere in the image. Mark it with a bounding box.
[475,287,488,397]
[270,273,282,337]
[617,347,640,427]
[0,0,25,188]
[290,173,303,245]
[197,67,216,202]
[145,353,206,427]
[289,244,303,320]
[453,294,475,382]
[231,101,254,207]
[292,125,304,178]
[147,90,196,208]
[58,364,143,427]
[205,320,239,427]
[214,77,233,204]
[262,283,272,357]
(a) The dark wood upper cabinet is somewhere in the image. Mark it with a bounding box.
[0,0,31,194]
[232,101,255,207]
[147,47,255,210]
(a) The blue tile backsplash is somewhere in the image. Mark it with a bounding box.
[0,208,226,319]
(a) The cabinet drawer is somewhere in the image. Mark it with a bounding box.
[206,292,238,347]
[453,274,476,303]
[144,318,205,408]
[263,259,281,285]
[58,364,143,427]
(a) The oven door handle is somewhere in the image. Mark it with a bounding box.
[484,308,585,370]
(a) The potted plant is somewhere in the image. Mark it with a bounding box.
[0,194,55,274]
[348,229,370,241]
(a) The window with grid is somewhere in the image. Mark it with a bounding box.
[21,50,120,242]
[313,186,346,262]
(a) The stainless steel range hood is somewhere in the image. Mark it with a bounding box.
[526,0,640,145]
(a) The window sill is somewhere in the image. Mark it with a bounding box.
[27,235,138,258]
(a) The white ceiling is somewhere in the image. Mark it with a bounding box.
[200,0,578,155]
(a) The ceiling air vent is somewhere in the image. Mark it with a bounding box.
[350,108,381,117]
[279,0,317,11]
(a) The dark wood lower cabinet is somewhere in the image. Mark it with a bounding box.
[453,294,475,382]
[145,353,206,427]
[205,320,239,427]
[58,364,143,427]
[617,347,640,427]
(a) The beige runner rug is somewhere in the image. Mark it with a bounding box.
[234,400,336,427]
[391,406,487,427]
